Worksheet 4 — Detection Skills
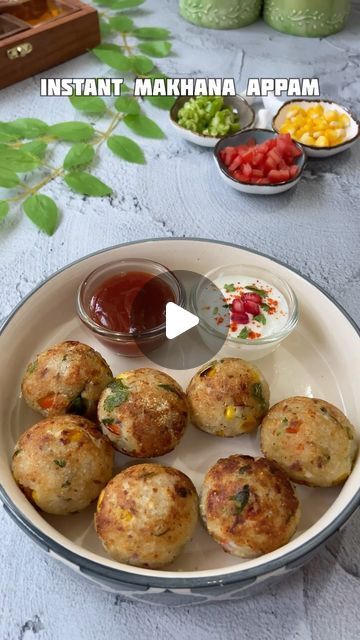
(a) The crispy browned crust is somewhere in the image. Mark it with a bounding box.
[98,369,188,457]
[260,396,357,487]
[21,341,113,418]
[201,454,299,557]
[95,463,198,568]
[12,414,114,515]
[186,358,270,436]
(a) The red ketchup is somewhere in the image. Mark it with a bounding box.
[89,271,175,336]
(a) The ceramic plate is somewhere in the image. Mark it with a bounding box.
[0,239,359,588]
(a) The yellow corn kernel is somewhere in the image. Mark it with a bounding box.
[340,114,350,127]
[97,489,105,511]
[116,507,133,521]
[299,133,315,145]
[312,104,324,115]
[286,108,299,119]
[324,110,339,122]
[225,405,237,420]
[315,135,329,147]
[69,430,83,442]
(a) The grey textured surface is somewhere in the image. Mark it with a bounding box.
[1,0,360,637]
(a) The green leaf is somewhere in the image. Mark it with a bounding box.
[108,15,134,31]
[231,484,250,515]
[238,327,249,339]
[0,147,41,173]
[145,95,176,110]
[124,114,165,139]
[0,201,9,220]
[121,82,132,94]
[130,55,154,74]
[254,314,266,325]
[9,118,48,138]
[260,302,270,312]
[69,95,107,115]
[63,143,95,170]
[0,168,19,188]
[21,140,47,159]
[133,27,171,40]
[104,378,129,411]
[138,41,172,58]
[158,383,182,397]
[23,194,58,236]
[224,283,235,292]
[48,122,94,142]
[92,44,132,71]
[107,135,145,164]
[99,18,112,37]
[0,122,20,142]
[64,171,112,196]
[54,458,66,467]
[245,285,267,297]
[114,96,140,115]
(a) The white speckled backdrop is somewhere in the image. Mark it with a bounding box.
[1,0,360,637]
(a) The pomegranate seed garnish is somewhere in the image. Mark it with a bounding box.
[242,292,262,304]
[243,300,260,315]
[231,297,244,313]
[231,312,250,324]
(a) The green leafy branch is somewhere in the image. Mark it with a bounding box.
[0,0,175,235]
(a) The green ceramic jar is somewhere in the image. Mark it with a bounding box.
[263,0,351,37]
[179,0,263,29]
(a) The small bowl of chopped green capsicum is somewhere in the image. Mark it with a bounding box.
[170,95,255,147]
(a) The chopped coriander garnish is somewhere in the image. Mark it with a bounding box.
[158,383,181,397]
[54,459,66,468]
[231,484,250,514]
[252,383,266,409]
[224,283,235,293]
[238,327,249,339]
[27,360,38,374]
[239,464,251,474]
[212,306,219,315]
[222,303,230,308]
[254,313,266,325]
[104,378,129,411]
[261,303,270,312]
[245,285,267,297]
[282,417,289,425]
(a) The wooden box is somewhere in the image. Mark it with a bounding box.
[0,0,100,90]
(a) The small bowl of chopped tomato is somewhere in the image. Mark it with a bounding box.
[214,129,306,194]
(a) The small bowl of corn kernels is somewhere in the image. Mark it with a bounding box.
[272,99,359,158]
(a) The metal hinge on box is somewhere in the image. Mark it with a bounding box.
[7,42,32,59]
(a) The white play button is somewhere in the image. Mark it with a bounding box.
[165,302,199,340]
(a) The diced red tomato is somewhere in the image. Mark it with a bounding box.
[220,134,302,185]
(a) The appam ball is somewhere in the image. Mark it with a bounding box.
[21,341,113,419]
[261,396,358,487]
[95,463,198,568]
[98,369,188,457]
[12,415,114,515]
[200,454,300,558]
[186,358,270,437]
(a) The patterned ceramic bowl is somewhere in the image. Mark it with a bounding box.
[263,0,351,37]
[1,239,360,607]
[179,0,263,29]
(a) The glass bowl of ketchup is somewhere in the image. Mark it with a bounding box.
[77,259,185,356]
